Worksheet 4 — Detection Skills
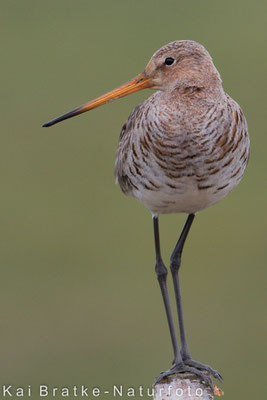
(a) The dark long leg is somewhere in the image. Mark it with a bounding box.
[153,215,214,390]
[170,214,223,382]
[170,213,195,360]
[153,215,183,365]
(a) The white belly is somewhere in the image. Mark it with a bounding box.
[132,175,239,215]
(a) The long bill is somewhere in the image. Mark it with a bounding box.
[43,72,152,127]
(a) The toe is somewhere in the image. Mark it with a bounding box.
[184,359,223,383]
[182,366,214,394]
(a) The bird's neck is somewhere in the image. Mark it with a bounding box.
[170,61,224,103]
[168,78,225,106]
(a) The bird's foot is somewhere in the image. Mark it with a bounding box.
[154,362,214,393]
[183,358,223,383]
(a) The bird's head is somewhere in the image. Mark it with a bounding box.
[144,40,221,91]
[43,40,222,128]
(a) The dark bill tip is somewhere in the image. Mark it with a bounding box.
[42,121,54,127]
[42,106,84,128]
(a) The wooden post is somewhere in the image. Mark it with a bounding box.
[153,372,223,400]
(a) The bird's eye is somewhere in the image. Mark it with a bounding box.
[164,57,175,66]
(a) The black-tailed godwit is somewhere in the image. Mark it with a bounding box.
[43,40,250,390]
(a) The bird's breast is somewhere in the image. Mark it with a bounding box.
[114,93,249,215]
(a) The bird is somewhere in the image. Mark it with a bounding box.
[43,40,250,391]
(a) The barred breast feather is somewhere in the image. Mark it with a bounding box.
[115,90,249,215]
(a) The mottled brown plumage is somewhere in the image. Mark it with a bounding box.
[114,40,249,214]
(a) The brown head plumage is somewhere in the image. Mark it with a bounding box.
[144,40,222,96]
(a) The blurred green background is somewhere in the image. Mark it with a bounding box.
[1,1,266,398]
